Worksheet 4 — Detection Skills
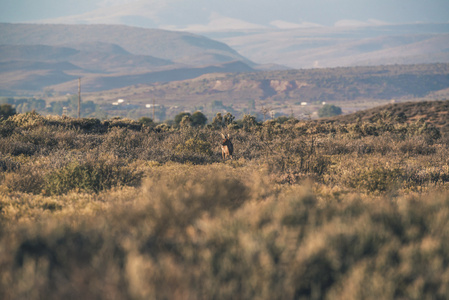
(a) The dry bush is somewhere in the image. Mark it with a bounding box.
[1,171,448,299]
[1,113,449,299]
[43,154,143,195]
[3,163,45,194]
[100,127,146,158]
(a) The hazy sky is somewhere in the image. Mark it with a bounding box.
[1,0,448,30]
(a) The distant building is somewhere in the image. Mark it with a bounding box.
[146,104,160,108]
[301,102,308,106]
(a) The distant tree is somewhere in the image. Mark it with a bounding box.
[0,104,16,119]
[211,112,235,129]
[155,105,167,121]
[211,113,224,129]
[68,94,78,110]
[82,101,97,115]
[191,111,207,127]
[29,99,46,111]
[242,114,259,131]
[223,112,235,126]
[0,97,14,105]
[50,101,64,115]
[211,100,224,109]
[174,112,191,125]
[318,104,343,118]
[274,116,290,124]
[138,117,154,127]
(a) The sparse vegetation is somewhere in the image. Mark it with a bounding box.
[1,101,449,299]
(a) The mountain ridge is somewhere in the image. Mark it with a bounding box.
[0,23,253,65]
[0,23,258,94]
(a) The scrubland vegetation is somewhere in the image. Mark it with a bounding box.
[1,106,449,299]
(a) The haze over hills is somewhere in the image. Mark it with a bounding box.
[1,21,448,99]
[209,23,449,69]
[3,0,447,70]
[0,23,259,95]
[0,23,253,66]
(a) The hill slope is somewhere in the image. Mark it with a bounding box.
[0,23,253,66]
[0,23,256,94]
[212,23,449,68]
[76,63,449,104]
[52,63,448,121]
[323,99,449,132]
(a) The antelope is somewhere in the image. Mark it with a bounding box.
[221,133,233,160]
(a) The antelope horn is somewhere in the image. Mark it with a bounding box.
[221,133,225,139]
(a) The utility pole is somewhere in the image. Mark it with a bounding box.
[78,77,81,119]
[260,105,272,122]
[153,98,155,121]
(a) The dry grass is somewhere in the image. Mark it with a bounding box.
[1,112,449,299]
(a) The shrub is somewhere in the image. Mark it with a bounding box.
[0,104,16,119]
[0,155,19,172]
[174,112,191,126]
[175,138,213,156]
[101,127,145,158]
[10,111,46,129]
[103,117,142,131]
[350,166,403,193]
[3,165,45,194]
[0,119,16,137]
[44,157,143,195]
[0,138,38,156]
[45,116,103,132]
[399,136,437,155]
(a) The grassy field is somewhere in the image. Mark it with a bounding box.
[1,107,449,299]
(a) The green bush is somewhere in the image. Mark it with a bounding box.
[0,104,16,119]
[138,117,154,128]
[190,111,208,127]
[318,104,343,118]
[174,112,191,126]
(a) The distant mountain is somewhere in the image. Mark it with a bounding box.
[0,23,257,94]
[0,44,174,73]
[0,23,253,66]
[209,23,449,68]
[48,61,255,93]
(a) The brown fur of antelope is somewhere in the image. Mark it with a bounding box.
[221,133,233,160]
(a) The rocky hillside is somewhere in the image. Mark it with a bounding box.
[75,63,449,105]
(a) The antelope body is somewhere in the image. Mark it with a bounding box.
[221,133,233,160]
